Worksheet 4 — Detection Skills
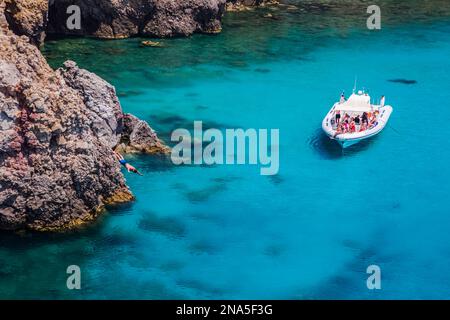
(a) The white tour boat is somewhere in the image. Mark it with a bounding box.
[322,89,393,148]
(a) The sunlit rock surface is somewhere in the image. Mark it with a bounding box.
[0,3,167,231]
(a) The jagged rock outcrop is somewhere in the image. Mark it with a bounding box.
[47,0,227,39]
[59,60,124,149]
[1,0,275,44]
[3,0,48,45]
[60,60,169,154]
[116,113,170,154]
[0,4,167,231]
[142,0,226,37]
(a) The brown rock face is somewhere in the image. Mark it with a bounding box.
[59,60,125,149]
[116,113,170,154]
[1,0,274,44]
[3,0,48,45]
[59,60,169,155]
[141,0,226,37]
[0,33,131,230]
[47,0,226,39]
[0,4,167,231]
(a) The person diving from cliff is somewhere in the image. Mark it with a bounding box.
[113,151,143,176]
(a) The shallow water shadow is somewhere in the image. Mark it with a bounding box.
[176,278,224,297]
[116,89,144,98]
[188,240,218,255]
[150,113,235,148]
[254,68,271,73]
[308,129,343,160]
[138,211,186,238]
[174,176,232,203]
[195,105,208,111]
[264,243,285,257]
[185,184,226,203]
[268,174,284,185]
[388,79,417,85]
[298,242,383,299]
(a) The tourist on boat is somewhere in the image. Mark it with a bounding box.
[113,151,143,175]
[368,113,377,128]
[380,95,385,107]
[360,122,367,131]
[362,112,368,125]
[335,110,341,125]
[330,118,337,130]
[344,113,351,123]
[354,115,361,131]
[343,119,350,132]
[349,121,356,133]
[340,92,346,104]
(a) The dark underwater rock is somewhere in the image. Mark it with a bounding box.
[388,79,418,85]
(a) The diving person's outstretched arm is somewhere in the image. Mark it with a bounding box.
[113,151,143,176]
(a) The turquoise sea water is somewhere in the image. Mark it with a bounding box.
[2,2,450,299]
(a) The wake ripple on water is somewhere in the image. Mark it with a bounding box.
[307,128,343,160]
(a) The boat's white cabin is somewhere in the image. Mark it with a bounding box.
[329,92,381,131]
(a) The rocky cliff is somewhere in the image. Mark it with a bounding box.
[3,0,48,45]
[2,0,275,43]
[0,2,167,231]
[47,0,227,39]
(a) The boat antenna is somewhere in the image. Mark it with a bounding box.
[353,76,357,94]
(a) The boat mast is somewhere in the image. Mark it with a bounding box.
[353,76,357,94]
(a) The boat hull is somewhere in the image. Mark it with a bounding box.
[336,138,361,148]
[322,104,393,148]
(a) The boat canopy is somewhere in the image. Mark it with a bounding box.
[335,93,373,112]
